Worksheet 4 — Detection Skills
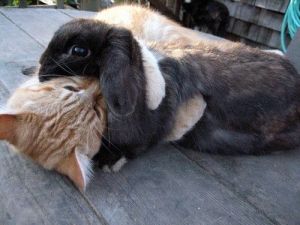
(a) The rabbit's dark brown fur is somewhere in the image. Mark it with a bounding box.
[38,18,300,168]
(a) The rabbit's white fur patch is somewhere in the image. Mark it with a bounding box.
[165,94,207,142]
[138,40,166,110]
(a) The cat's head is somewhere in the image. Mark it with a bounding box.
[38,19,143,117]
[0,76,106,191]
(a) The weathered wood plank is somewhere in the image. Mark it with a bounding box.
[0,12,42,90]
[85,145,275,225]
[240,0,289,13]
[0,8,95,91]
[58,8,96,19]
[179,147,300,225]
[0,61,32,91]
[0,8,72,47]
[0,9,106,225]
[0,79,10,106]
[227,18,281,48]
[1,8,298,225]
[0,12,43,62]
[287,30,300,74]
[0,143,106,225]
[220,0,284,32]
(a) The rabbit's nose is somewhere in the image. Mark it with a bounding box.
[39,74,60,82]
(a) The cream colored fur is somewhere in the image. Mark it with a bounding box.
[138,40,165,110]
[0,76,106,191]
[165,95,207,142]
[95,5,206,111]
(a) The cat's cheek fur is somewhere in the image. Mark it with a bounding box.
[0,114,18,143]
[55,150,93,192]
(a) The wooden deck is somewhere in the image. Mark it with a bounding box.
[0,8,300,225]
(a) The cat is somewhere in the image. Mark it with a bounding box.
[3,5,207,189]
[37,11,300,173]
[0,76,106,191]
[182,0,230,37]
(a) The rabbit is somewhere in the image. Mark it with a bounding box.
[37,16,300,172]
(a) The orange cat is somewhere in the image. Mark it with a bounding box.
[0,76,106,191]
[0,5,207,191]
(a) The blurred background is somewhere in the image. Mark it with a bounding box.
[0,0,293,50]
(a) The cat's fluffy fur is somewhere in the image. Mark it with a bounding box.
[38,5,300,169]
[0,76,106,191]
[1,5,208,190]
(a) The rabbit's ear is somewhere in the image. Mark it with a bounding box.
[99,28,140,117]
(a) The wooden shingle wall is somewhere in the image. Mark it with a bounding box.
[143,0,289,49]
[217,0,290,49]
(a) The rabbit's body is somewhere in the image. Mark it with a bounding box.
[154,41,300,154]
[37,6,300,169]
[98,40,300,161]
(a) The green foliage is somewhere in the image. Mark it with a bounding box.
[10,0,32,6]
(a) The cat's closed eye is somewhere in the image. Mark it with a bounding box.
[63,85,80,92]
[69,45,91,57]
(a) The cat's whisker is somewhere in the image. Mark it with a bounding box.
[99,140,118,156]
[94,125,126,155]
[102,135,124,153]
[50,57,80,77]
[60,60,82,76]
[81,61,91,76]
[39,74,66,78]
[94,124,125,155]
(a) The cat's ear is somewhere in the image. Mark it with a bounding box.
[0,114,18,143]
[55,149,93,192]
[99,27,139,117]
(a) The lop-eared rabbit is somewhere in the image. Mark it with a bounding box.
[38,12,300,170]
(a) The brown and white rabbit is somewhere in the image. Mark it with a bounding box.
[38,11,300,172]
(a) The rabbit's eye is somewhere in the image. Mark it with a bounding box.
[70,45,90,57]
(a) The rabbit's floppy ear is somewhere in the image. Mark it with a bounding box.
[99,27,141,117]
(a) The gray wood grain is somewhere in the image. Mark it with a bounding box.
[179,147,300,225]
[1,8,299,225]
[0,79,10,106]
[0,8,72,47]
[0,143,106,225]
[220,0,283,32]
[0,12,43,62]
[0,9,106,225]
[58,8,96,19]
[85,145,275,225]
[287,30,300,74]
[240,0,289,13]
[0,12,42,90]
[227,18,281,48]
